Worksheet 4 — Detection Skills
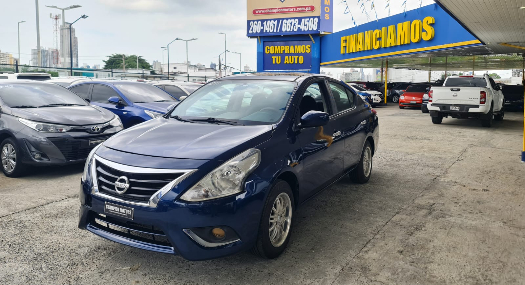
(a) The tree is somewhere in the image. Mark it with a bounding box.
[489,73,501,79]
[103,54,152,70]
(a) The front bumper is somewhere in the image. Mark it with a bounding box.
[16,127,121,166]
[399,100,422,107]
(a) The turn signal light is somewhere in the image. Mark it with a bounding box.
[480,91,487,105]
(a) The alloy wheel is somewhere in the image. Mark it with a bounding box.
[269,192,292,248]
[1,143,17,174]
[363,146,372,178]
[393,96,399,103]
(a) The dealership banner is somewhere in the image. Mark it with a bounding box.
[263,41,313,71]
[247,0,333,37]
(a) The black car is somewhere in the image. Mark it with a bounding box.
[501,84,524,110]
[385,82,411,103]
[0,81,124,177]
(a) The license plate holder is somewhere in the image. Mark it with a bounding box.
[451,106,460,111]
[410,101,417,104]
[104,202,134,220]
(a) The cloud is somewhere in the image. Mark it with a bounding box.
[100,0,170,12]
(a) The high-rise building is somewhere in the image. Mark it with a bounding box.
[48,49,59,67]
[152,60,162,72]
[60,23,78,68]
[32,48,50,67]
[0,50,17,65]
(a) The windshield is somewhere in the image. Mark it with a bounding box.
[406,85,429,92]
[171,80,295,125]
[115,83,176,103]
[351,84,366,91]
[0,83,88,108]
[445,77,487,88]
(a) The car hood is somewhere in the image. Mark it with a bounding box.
[134,102,177,114]
[366,90,382,96]
[103,118,274,160]
[12,106,115,125]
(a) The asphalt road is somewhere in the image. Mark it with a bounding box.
[1,105,524,285]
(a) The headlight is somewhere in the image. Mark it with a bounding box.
[82,144,102,182]
[145,110,163,119]
[180,148,261,202]
[18,118,72,133]
[400,96,405,99]
[109,116,123,128]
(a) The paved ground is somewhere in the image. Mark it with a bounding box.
[0,105,524,285]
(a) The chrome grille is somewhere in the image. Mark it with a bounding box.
[95,160,185,203]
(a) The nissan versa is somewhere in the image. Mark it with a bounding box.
[79,74,379,260]
[0,81,123,177]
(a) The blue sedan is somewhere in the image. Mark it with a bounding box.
[78,74,379,260]
[69,81,178,128]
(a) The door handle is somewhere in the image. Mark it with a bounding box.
[333,131,342,138]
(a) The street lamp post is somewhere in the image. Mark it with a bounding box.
[136,55,142,71]
[219,33,226,75]
[68,14,88,76]
[17,21,26,64]
[166,39,179,80]
[161,47,167,74]
[229,50,241,73]
[175,38,197,82]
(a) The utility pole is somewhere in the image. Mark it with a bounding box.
[166,38,179,80]
[175,38,197,81]
[122,54,126,71]
[219,33,226,75]
[35,0,41,66]
[18,21,26,65]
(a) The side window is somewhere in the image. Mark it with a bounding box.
[329,82,354,112]
[91,84,121,103]
[69,84,91,100]
[164,85,187,100]
[300,82,328,116]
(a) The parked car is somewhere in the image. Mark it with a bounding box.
[381,82,411,103]
[399,84,431,109]
[349,81,384,94]
[152,81,202,100]
[68,81,178,128]
[501,84,524,110]
[0,72,51,81]
[428,75,504,127]
[78,73,379,261]
[348,84,383,107]
[0,81,123,177]
[48,77,92,88]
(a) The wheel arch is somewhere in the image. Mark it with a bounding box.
[276,171,299,208]
[0,131,15,144]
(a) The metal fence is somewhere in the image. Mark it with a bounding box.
[0,63,215,83]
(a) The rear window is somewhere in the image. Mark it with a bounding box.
[16,75,51,81]
[406,85,429,92]
[445,77,487,88]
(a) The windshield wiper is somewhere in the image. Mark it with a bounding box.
[172,115,193,123]
[10,105,38,108]
[155,100,172,102]
[189,118,238,126]
[40,103,84,107]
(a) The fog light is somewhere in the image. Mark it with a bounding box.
[33,153,42,160]
[212,228,226,240]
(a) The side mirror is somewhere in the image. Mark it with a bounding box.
[299,111,330,129]
[108,96,122,105]
[179,96,188,101]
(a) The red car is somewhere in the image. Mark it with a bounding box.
[399,84,431,109]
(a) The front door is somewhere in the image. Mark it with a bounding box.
[293,79,345,200]
[91,84,132,127]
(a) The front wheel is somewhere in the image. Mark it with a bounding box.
[351,141,373,184]
[252,180,294,259]
[1,138,26,177]
[392,95,399,103]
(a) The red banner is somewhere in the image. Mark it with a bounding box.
[253,6,316,15]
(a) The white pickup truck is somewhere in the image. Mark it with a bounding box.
[427,75,504,127]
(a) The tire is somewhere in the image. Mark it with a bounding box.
[422,107,429,113]
[252,179,294,259]
[494,109,504,121]
[1,138,26,178]
[481,105,494,128]
[392,95,399,103]
[351,141,373,184]
[432,115,443,124]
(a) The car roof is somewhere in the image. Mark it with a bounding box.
[0,80,55,85]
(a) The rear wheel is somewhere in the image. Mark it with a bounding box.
[1,138,26,178]
[252,180,294,259]
[351,141,373,184]
[481,105,494,127]
[432,115,443,124]
[494,109,504,121]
